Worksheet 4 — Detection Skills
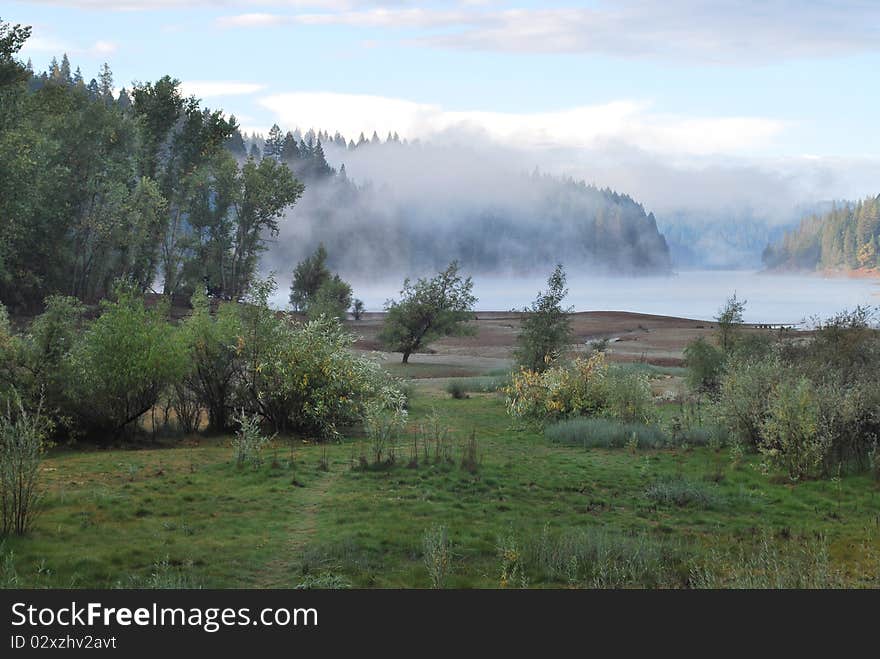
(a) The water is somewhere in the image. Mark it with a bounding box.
[272,270,880,324]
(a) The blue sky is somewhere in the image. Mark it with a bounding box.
[6,1,880,206]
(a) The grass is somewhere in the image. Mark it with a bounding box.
[545,417,671,449]
[2,391,879,588]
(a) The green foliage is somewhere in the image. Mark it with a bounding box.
[684,337,724,394]
[237,278,404,439]
[231,412,271,468]
[716,356,781,448]
[506,353,654,425]
[422,525,451,589]
[445,380,469,399]
[0,393,50,536]
[379,261,477,364]
[514,264,573,372]
[351,298,365,321]
[0,40,301,308]
[289,244,330,312]
[758,376,827,481]
[178,288,242,432]
[66,285,187,439]
[716,293,745,355]
[307,275,352,322]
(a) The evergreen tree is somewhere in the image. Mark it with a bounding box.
[98,62,113,102]
[263,123,284,160]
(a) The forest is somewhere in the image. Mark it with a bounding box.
[763,195,880,273]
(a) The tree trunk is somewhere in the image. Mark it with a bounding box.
[402,350,411,364]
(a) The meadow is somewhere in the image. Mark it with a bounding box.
[3,381,878,589]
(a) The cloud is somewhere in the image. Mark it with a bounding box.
[27,1,399,11]
[20,30,118,58]
[258,91,786,156]
[217,1,880,64]
[180,80,267,98]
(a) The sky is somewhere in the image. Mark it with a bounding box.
[6,1,880,210]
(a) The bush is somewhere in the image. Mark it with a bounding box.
[236,280,405,439]
[716,356,781,448]
[178,288,241,433]
[231,412,271,467]
[684,337,724,394]
[446,380,469,399]
[506,353,654,424]
[66,286,187,440]
[0,395,50,536]
[758,376,828,481]
[0,304,22,409]
[545,417,669,449]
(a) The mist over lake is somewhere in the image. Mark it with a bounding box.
[271,270,880,324]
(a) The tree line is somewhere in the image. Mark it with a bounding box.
[0,22,303,311]
[763,195,880,272]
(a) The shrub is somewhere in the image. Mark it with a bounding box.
[0,305,21,409]
[716,356,781,448]
[422,525,451,589]
[684,337,724,394]
[506,353,654,424]
[0,394,50,536]
[363,398,407,465]
[603,366,654,423]
[758,377,829,481]
[545,417,669,449]
[66,286,187,440]
[232,412,271,467]
[237,280,405,439]
[178,288,241,433]
[446,380,469,399]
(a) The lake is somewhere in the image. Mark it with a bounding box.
[272,270,880,324]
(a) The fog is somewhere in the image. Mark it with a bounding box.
[257,125,880,312]
[267,270,879,324]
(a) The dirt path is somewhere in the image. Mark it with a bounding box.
[253,467,340,588]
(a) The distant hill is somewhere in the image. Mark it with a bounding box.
[762,195,880,274]
[244,128,673,277]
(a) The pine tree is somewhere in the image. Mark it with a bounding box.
[263,123,284,160]
[98,62,113,101]
[281,131,300,161]
[59,53,72,84]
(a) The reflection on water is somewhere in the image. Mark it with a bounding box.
[271,270,880,324]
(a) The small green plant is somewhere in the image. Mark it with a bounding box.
[445,380,469,400]
[497,531,528,588]
[422,525,451,588]
[364,400,407,465]
[231,412,271,467]
[0,394,51,536]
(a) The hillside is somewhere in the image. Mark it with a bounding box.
[763,195,880,274]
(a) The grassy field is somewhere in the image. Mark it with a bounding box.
[3,384,879,588]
